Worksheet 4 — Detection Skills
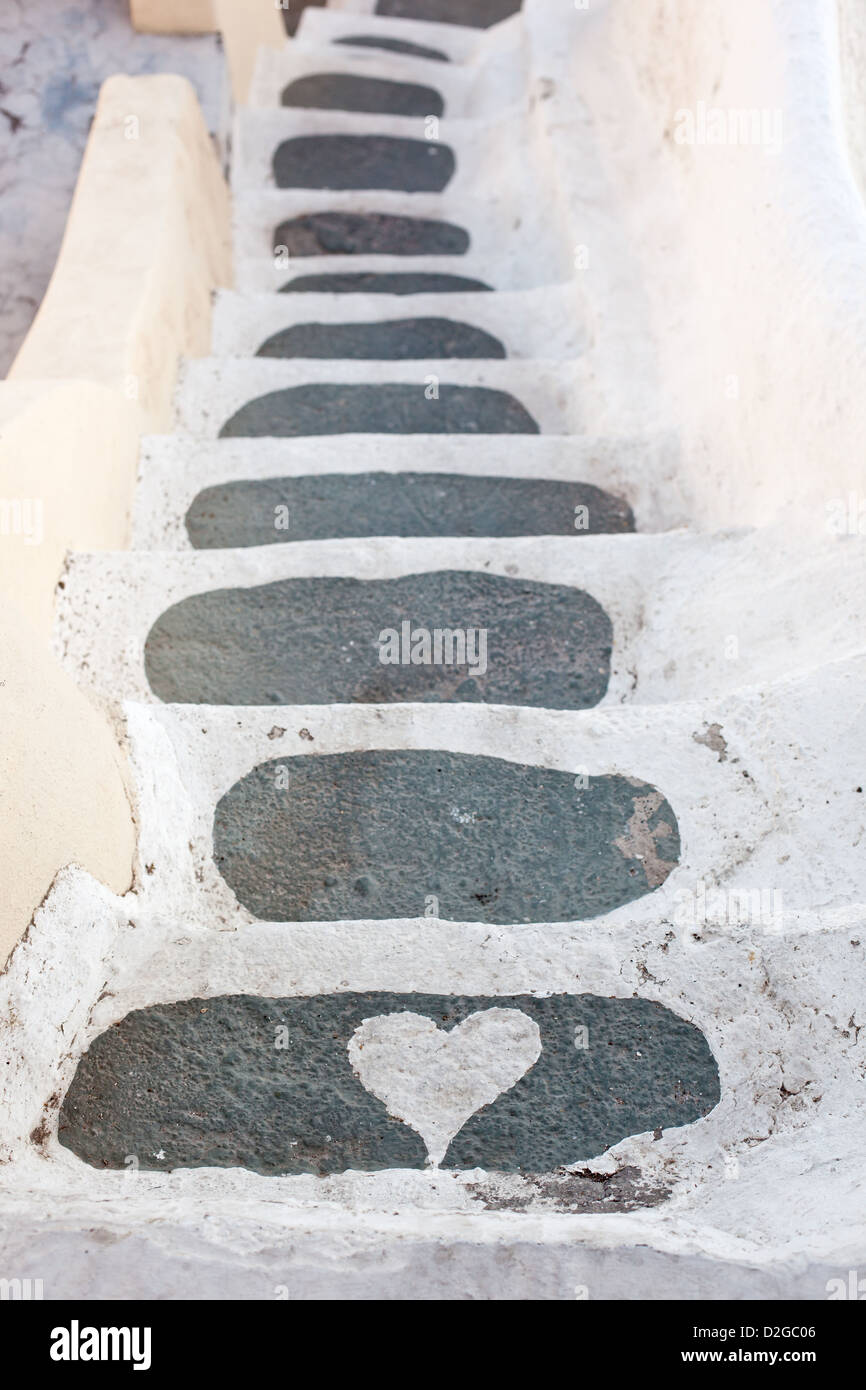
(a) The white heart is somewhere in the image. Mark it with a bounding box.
[348,1008,542,1166]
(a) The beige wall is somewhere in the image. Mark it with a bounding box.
[0,74,231,966]
[10,74,231,430]
[131,0,287,102]
[130,0,216,33]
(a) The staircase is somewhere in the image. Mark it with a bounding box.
[3,0,864,1299]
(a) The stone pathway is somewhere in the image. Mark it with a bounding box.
[56,4,720,1188]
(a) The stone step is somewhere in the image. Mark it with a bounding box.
[177,473,633,550]
[172,358,601,437]
[211,286,588,359]
[133,434,682,549]
[55,531,866,708]
[232,107,567,210]
[143,571,615,710]
[248,34,528,118]
[234,190,574,289]
[113,666,866,937]
[59,988,718,1176]
[294,6,493,63]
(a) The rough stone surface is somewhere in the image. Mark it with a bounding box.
[219,383,538,435]
[184,471,635,548]
[256,316,506,359]
[335,35,450,62]
[281,271,491,294]
[376,0,523,26]
[58,991,716,1175]
[211,750,680,921]
[144,570,612,709]
[272,135,456,192]
[273,212,469,257]
[281,74,444,119]
[466,1166,672,1213]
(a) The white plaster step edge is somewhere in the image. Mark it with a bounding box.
[210,284,590,359]
[132,432,685,547]
[233,187,575,282]
[56,529,866,709]
[248,36,529,118]
[0,1190,860,1301]
[295,5,513,64]
[173,357,618,437]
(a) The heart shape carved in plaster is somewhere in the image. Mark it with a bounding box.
[348,1008,542,1165]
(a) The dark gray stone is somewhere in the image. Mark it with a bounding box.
[281,74,444,118]
[465,1167,671,1214]
[281,271,491,294]
[218,384,539,436]
[210,751,679,921]
[256,317,506,360]
[273,212,469,257]
[335,35,449,62]
[144,570,612,709]
[58,991,716,1175]
[184,471,635,548]
[273,135,455,191]
[376,0,522,26]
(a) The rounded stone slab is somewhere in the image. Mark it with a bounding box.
[335,35,450,62]
[184,471,635,548]
[280,271,491,294]
[376,0,523,26]
[256,317,506,359]
[211,750,679,922]
[58,991,717,1176]
[281,74,444,119]
[273,135,455,192]
[219,384,538,436]
[144,571,612,709]
[184,472,633,548]
[273,212,469,257]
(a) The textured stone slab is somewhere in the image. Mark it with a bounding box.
[335,35,450,62]
[144,571,612,709]
[58,991,715,1175]
[219,383,538,436]
[274,212,469,257]
[281,271,491,294]
[256,317,506,359]
[281,74,444,119]
[273,135,455,192]
[210,750,678,921]
[184,472,635,548]
[376,0,522,26]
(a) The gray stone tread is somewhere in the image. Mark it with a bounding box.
[184,471,634,547]
[144,570,612,709]
[210,750,679,921]
[58,991,717,1175]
